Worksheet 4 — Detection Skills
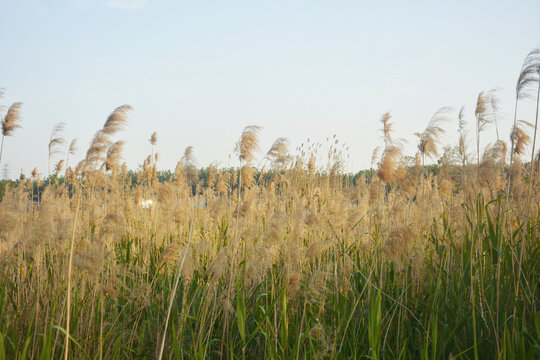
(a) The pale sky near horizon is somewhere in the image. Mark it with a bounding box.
[0,0,539,179]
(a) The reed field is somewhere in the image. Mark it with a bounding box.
[0,49,539,359]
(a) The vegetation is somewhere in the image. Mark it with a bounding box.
[0,48,539,359]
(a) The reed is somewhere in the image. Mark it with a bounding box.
[1,47,540,360]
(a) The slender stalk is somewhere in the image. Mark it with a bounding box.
[476,113,480,187]
[157,195,195,360]
[526,79,540,200]
[514,74,540,317]
[0,135,4,165]
[64,187,82,360]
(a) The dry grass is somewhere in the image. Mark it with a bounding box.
[0,47,539,359]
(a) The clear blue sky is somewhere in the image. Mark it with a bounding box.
[1,0,539,178]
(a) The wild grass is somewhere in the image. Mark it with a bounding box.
[0,141,538,359]
[0,47,539,359]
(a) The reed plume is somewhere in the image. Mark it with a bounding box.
[370,146,381,171]
[479,143,503,189]
[48,122,66,176]
[508,48,540,196]
[521,48,539,199]
[235,125,262,165]
[64,138,77,179]
[215,171,230,195]
[84,131,110,168]
[265,137,290,169]
[475,91,497,165]
[494,139,508,166]
[207,164,217,188]
[149,131,157,166]
[377,145,401,184]
[102,105,132,136]
[376,113,404,184]
[308,154,316,174]
[383,225,416,263]
[415,107,451,167]
[380,112,393,148]
[516,47,540,100]
[1,102,23,165]
[1,102,23,137]
[149,131,157,146]
[68,138,77,156]
[511,120,533,158]
[105,140,125,176]
[489,89,502,140]
[54,160,64,174]
[182,146,198,185]
[84,105,132,170]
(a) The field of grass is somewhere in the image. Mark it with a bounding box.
[0,50,539,359]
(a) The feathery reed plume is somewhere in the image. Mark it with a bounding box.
[105,140,125,176]
[182,146,198,185]
[370,146,381,171]
[377,145,401,184]
[493,139,508,167]
[158,182,174,204]
[215,171,230,195]
[475,91,497,165]
[48,122,66,176]
[508,48,540,196]
[376,112,404,184]
[84,105,132,170]
[525,49,540,211]
[511,120,533,158]
[383,225,416,263]
[416,107,451,167]
[516,47,540,100]
[308,154,316,174]
[1,102,23,137]
[235,125,262,165]
[241,166,256,188]
[183,146,194,163]
[54,160,64,174]
[207,164,217,189]
[518,47,539,196]
[479,143,502,189]
[489,89,502,140]
[68,138,77,156]
[266,137,290,169]
[1,102,23,164]
[411,151,420,167]
[65,138,77,178]
[380,112,393,148]
[149,131,157,167]
[102,105,132,136]
[149,131,157,146]
[84,131,110,168]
